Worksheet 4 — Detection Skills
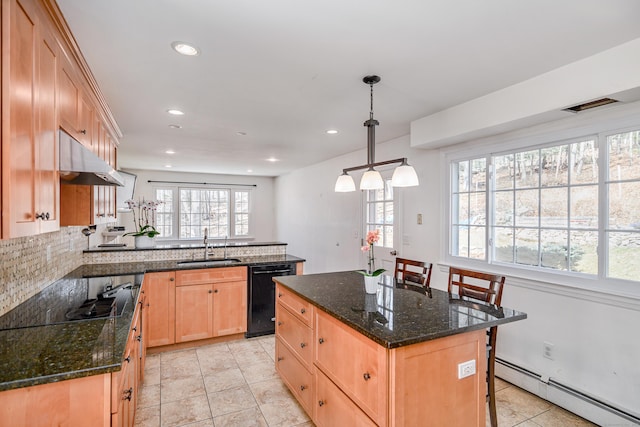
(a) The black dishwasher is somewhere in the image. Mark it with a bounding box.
[247,263,297,338]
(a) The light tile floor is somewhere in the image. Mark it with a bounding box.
[134,335,596,427]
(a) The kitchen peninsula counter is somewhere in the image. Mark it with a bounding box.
[273,271,526,426]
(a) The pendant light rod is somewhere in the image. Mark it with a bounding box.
[342,157,409,174]
[363,75,380,166]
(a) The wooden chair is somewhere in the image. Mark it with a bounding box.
[394,258,432,288]
[448,267,506,427]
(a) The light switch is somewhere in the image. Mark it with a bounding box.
[417,213,423,225]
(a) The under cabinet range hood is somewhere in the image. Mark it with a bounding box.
[59,129,124,186]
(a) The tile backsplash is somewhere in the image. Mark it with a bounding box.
[0,227,86,317]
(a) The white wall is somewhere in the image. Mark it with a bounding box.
[120,169,277,243]
[274,135,443,275]
[274,129,640,421]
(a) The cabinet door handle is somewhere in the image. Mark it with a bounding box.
[277,321,282,326]
[123,387,133,401]
[132,326,137,332]
[124,356,131,363]
[300,385,307,391]
[169,277,175,282]
[300,342,306,348]
[300,308,306,314]
[137,335,142,342]
[80,129,87,135]
[363,372,371,381]
[318,338,324,344]
[277,357,284,362]
[318,400,325,407]
[278,293,283,298]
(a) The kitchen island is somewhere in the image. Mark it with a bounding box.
[273,271,527,427]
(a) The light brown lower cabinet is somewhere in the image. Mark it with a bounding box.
[174,267,247,343]
[274,283,487,427]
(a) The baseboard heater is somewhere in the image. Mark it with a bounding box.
[496,357,640,425]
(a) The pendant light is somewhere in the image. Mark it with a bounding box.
[334,75,419,192]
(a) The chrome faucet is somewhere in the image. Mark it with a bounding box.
[203,228,209,260]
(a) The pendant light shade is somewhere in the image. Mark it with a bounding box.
[360,168,384,190]
[391,160,419,187]
[335,172,356,192]
[334,75,419,192]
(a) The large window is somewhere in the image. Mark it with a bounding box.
[154,187,251,239]
[449,127,640,283]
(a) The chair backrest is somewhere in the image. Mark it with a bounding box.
[395,258,433,288]
[447,267,505,306]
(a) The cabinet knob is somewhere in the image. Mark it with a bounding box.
[363,372,371,381]
[277,321,282,326]
[137,335,142,342]
[277,357,284,362]
[318,400,325,407]
[208,289,213,294]
[35,212,49,220]
[124,356,131,363]
[300,385,307,391]
[214,289,219,293]
[123,387,133,401]
[300,342,306,348]
[278,293,283,298]
[170,278,175,282]
[80,129,87,135]
[318,338,324,344]
[132,326,137,332]
[300,308,306,314]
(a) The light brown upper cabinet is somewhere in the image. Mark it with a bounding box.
[1,0,60,238]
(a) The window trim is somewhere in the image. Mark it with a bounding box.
[152,184,253,241]
[441,102,640,300]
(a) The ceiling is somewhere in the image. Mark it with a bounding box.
[56,0,640,177]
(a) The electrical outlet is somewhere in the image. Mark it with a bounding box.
[458,360,476,379]
[543,341,554,360]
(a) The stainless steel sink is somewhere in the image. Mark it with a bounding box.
[176,258,242,268]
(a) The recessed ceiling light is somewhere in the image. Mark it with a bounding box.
[326,129,338,134]
[165,150,175,154]
[167,109,184,115]
[171,41,200,56]
[164,164,172,168]
[168,124,182,129]
[236,131,247,136]
[247,169,253,173]
[266,157,279,162]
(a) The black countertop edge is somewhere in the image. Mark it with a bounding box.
[275,271,527,350]
[1,364,119,392]
[84,241,288,253]
[71,254,306,277]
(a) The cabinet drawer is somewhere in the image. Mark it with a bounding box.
[176,267,247,285]
[275,337,314,416]
[315,310,388,426]
[315,369,377,427]
[276,284,312,326]
[276,301,313,369]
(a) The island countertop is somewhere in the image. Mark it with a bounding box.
[273,271,527,349]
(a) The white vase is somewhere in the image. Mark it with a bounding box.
[134,235,156,249]
[363,275,379,294]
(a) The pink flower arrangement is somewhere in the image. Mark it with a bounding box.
[357,229,386,277]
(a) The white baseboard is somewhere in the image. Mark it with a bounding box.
[495,360,639,427]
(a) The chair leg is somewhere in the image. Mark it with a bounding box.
[488,357,497,427]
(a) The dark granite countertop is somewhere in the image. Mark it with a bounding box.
[0,281,140,391]
[74,254,305,277]
[274,271,527,349]
[0,254,305,391]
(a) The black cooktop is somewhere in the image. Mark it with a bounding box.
[0,274,136,330]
